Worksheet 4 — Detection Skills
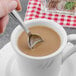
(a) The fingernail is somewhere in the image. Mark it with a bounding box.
[9,1,17,12]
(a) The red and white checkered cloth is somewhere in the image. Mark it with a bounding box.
[24,0,76,28]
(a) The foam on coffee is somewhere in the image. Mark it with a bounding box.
[17,26,61,57]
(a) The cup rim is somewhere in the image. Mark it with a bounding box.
[11,19,67,60]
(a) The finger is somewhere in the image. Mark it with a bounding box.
[15,0,22,11]
[0,15,9,34]
[0,0,17,18]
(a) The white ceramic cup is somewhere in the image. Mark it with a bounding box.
[11,19,76,76]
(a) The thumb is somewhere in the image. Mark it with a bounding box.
[0,0,17,18]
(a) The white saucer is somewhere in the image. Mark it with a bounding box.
[0,42,76,76]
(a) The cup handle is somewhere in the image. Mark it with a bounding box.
[62,34,76,63]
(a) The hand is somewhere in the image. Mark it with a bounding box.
[0,0,21,34]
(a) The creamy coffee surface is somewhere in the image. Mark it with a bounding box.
[18,26,61,57]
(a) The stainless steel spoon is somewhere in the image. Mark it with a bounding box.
[9,10,43,49]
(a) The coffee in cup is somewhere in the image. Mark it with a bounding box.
[17,26,61,57]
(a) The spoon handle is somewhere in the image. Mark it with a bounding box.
[9,10,30,34]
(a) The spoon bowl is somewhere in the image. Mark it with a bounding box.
[28,33,43,48]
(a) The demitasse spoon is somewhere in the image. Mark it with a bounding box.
[9,10,43,49]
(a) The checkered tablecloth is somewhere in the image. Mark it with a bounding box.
[24,0,76,28]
